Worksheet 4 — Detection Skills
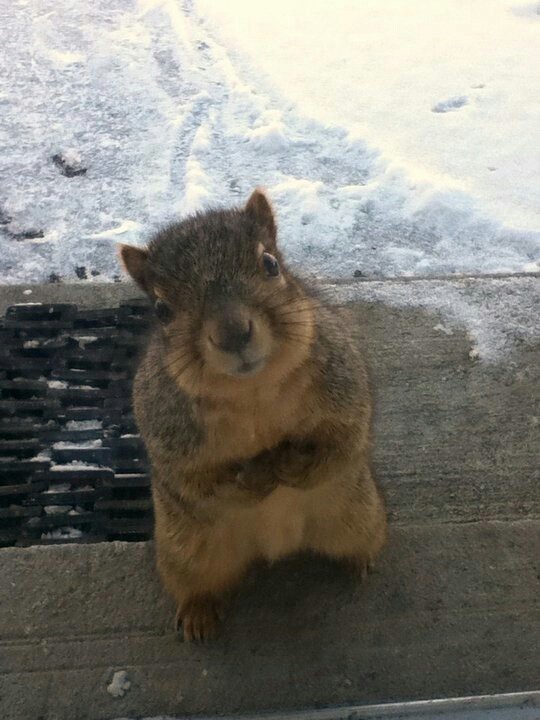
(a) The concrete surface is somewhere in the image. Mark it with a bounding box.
[0,277,538,720]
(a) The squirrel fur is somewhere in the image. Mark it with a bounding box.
[119,188,387,641]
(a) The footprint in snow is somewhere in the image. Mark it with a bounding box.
[510,3,540,19]
[431,95,468,113]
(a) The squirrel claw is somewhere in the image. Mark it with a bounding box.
[175,596,222,642]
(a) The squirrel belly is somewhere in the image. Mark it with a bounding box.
[122,188,387,641]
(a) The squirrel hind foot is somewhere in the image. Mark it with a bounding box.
[175,595,224,642]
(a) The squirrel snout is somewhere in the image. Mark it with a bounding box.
[209,314,253,355]
[203,303,272,377]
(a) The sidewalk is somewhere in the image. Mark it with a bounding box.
[0,276,538,720]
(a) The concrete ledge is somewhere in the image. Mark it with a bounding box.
[197,692,540,719]
[1,520,539,719]
[0,277,538,719]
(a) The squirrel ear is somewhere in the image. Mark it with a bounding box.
[118,244,150,292]
[245,188,277,245]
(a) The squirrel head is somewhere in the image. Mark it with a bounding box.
[119,189,315,396]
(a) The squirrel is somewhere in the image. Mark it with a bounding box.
[119,188,387,642]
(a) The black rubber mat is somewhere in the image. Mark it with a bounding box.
[0,300,153,547]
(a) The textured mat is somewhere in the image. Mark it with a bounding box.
[0,301,153,546]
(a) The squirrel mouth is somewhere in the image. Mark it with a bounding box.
[233,357,265,377]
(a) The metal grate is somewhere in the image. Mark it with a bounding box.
[0,300,154,547]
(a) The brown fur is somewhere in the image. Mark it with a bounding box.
[120,189,387,641]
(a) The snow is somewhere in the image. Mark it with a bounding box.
[66,420,103,431]
[30,451,52,462]
[73,336,98,349]
[0,0,538,359]
[333,275,539,362]
[44,505,69,515]
[0,0,537,285]
[47,380,68,389]
[50,461,105,471]
[52,439,103,449]
[196,0,540,235]
[107,671,131,698]
[44,483,71,493]
[41,527,83,540]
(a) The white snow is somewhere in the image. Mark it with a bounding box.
[73,336,98,349]
[333,275,539,362]
[107,671,131,698]
[66,420,103,431]
[0,0,538,359]
[50,461,104,471]
[196,0,540,235]
[30,451,52,463]
[53,439,103,449]
[44,483,71,493]
[47,380,68,389]
[0,0,537,285]
[44,505,69,515]
[41,527,83,540]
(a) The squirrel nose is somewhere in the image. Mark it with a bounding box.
[211,317,253,354]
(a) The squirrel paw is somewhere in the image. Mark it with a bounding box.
[175,596,223,642]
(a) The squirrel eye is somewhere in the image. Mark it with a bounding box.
[262,252,280,278]
[154,299,173,324]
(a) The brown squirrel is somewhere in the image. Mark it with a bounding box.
[119,189,387,641]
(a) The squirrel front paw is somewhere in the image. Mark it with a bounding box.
[235,456,278,497]
[276,440,316,482]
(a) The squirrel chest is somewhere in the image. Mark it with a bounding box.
[198,373,315,460]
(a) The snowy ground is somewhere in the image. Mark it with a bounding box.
[0,0,538,285]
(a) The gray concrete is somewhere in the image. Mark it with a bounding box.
[0,282,144,312]
[1,522,539,720]
[188,692,540,719]
[0,276,538,720]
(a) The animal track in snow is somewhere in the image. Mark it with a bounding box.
[432,96,468,113]
[510,3,540,19]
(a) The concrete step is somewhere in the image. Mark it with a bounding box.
[0,277,538,720]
